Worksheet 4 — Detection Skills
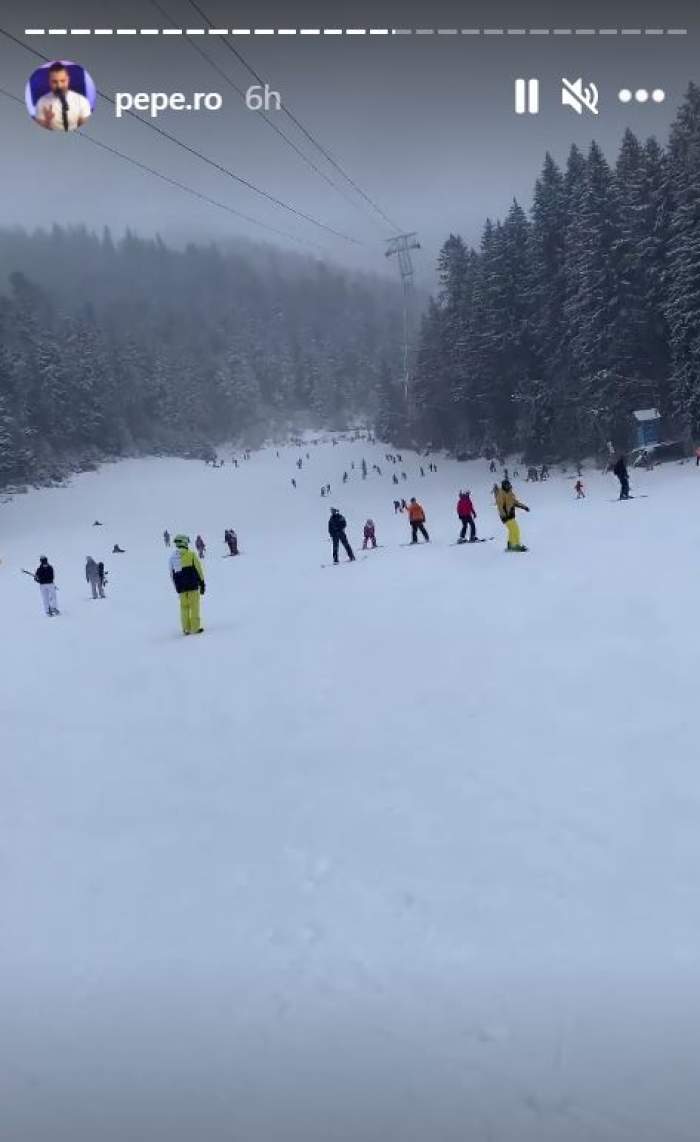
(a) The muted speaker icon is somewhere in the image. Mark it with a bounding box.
[562,77,599,116]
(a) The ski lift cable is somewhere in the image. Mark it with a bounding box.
[150,0,384,229]
[0,25,363,245]
[0,86,325,250]
[186,0,403,234]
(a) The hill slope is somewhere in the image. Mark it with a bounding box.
[3,437,699,1141]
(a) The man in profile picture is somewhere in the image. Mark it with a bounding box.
[34,62,91,131]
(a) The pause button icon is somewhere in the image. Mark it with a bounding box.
[515,78,540,114]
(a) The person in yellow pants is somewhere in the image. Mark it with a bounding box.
[169,534,205,634]
[494,480,530,552]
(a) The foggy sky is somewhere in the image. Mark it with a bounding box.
[0,0,697,284]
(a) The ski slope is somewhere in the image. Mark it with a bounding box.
[3,437,700,1142]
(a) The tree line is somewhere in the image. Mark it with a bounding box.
[0,227,403,488]
[397,84,700,462]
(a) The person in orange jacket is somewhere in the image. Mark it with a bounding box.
[407,498,430,543]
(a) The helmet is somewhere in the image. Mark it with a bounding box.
[39,555,48,564]
[501,480,512,491]
[173,534,189,549]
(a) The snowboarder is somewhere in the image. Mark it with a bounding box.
[457,490,477,543]
[612,454,630,500]
[328,508,355,564]
[163,529,171,547]
[225,529,239,556]
[169,534,205,635]
[34,556,59,616]
[362,519,377,550]
[408,498,430,543]
[495,479,529,551]
[85,556,105,599]
[575,480,585,499]
[195,535,206,559]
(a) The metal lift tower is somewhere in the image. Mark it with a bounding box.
[385,232,421,399]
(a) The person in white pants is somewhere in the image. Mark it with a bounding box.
[34,556,59,616]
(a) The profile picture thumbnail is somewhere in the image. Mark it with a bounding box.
[26,60,96,132]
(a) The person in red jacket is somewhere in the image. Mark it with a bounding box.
[456,490,477,543]
[362,519,377,549]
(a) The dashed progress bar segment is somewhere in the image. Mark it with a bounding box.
[23,27,690,37]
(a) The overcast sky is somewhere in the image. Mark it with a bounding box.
[0,0,697,284]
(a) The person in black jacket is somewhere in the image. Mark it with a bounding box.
[35,556,59,615]
[612,454,630,500]
[328,508,355,564]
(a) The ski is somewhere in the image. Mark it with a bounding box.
[607,495,649,501]
[451,537,494,546]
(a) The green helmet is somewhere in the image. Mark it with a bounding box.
[173,534,190,549]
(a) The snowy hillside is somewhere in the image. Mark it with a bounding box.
[3,436,700,1142]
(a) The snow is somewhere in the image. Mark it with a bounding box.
[632,408,661,422]
[3,439,700,1142]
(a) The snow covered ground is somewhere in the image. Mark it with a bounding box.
[3,437,700,1141]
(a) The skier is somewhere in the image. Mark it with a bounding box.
[495,479,529,552]
[393,499,401,514]
[34,555,59,616]
[408,498,430,544]
[540,464,550,481]
[696,446,700,467]
[112,544,125,554]
[85,556,105,599]
[362,519,377,550]
[401,471,407,481]
[163,529,171,547]
[420,466,425,477]
[328,508,355,564]
[169,534,205,635]
[457,490,477,543]
[575,479,585,499]
[225,528,239,556]
[612,454,630,500]
[343,471,349,483]
[291,478,297,489]
[195,535,206,559]
[489,460,497,474]
[321,487,326,497]
[401,498,408,512]
[392,473,399,485]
